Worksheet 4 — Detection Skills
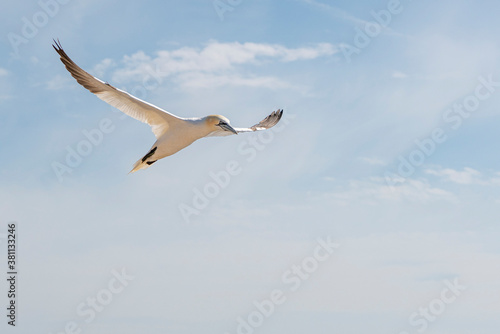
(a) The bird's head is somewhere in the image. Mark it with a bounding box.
[205,115,238,135]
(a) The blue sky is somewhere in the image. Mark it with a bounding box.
[1,0,500,333]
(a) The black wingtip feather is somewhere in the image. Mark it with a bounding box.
[52,38,62,51]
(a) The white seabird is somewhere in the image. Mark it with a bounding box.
[52,40,283,173]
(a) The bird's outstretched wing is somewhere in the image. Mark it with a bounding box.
[235,109,283,133]
[207,109,284,137]
[52,40,184,139]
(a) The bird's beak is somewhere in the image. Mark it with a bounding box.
[220,123,238,135]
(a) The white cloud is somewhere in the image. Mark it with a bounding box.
[424,167,500,186]
[92,58,115,77]
[110,41,337,89]
[176,72,292,89]
[278,43,337,61]
[420,167,500,189]
[426,167,482,185]
[324,177,456,206]
[392,71,408,79]
[0,68,8,76]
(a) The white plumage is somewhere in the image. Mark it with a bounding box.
[53,40,283,173]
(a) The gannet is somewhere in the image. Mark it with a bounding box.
[52,40,283,173]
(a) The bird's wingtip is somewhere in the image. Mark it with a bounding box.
[52,38,61,50]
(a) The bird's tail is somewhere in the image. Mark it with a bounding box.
[129,146,158,174]
[129,159,150,174]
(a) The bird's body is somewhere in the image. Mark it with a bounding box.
[131,117,213,172]
[53,40,283,173]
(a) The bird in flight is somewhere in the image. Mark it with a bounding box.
[52,40,283,173]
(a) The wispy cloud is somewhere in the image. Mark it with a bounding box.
[108,41,337,89]
[392,71,408,79]
[176,72,293,89]
[425,167,482,185]
[301,0,368,26]
[92,58,116,77]
[424,167,500,186]
[324,177,456,206]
